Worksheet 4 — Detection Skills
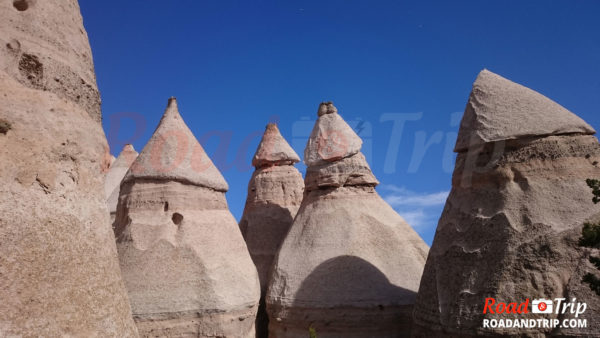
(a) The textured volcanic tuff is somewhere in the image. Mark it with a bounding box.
[455,69,595,152]
[412,70,600,337]
[240,123,304,338]
[0,0,138,336]
[105,144,138,224]
[266,102,429,337]
[115,98,260,337]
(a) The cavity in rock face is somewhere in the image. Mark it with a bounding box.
[0,0,138,336]
[266,102,429,337]
[115,98,260,337]
[0,0,102,122]
[240,123,304,338]
[412,69,600,337]
[105,144,138,225]
[0,118,11,134]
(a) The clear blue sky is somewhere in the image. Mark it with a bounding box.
[80,1,600,245]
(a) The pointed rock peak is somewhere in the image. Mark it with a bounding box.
[166,96,178,111]
[158,96,181,123]
[122,143,136,153]
[317,101,338,116]
[111,144,138,168]
[125,98,229,191]
[265,123,279,133]
[455,69,595,152]
[305,102,362,166]
[252,123,300,168]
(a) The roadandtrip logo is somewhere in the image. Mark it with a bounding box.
[532,299,553,314]
[481,297,588,329]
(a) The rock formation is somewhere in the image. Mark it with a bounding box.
[0,0,138,336]
[115,98,260,337]
[105,144,138,224]
[266,102,429,337]
[239,123,304,337]
[413,69,600,336]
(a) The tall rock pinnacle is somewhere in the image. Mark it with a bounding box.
[413,70,600,336]
[115,98,260,337]
[240,123,304,337]
[105,144,138,224]
[0,0,138,335]
[266,102,429,337]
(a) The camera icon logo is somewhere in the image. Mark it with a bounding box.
[532,299,553,314]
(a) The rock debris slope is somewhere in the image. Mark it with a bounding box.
[0,0,138,336]
[413,69,600,337]
[240,123,304,337]
[115,98,260,337]
[105,144,138,224]
[266,102,429,337]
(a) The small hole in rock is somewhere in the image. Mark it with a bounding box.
[0,119,12,134]
[164,202,169,212]
[13,0,29,11]
[19,53,43,87]
[172,213,183,225]
[6,39,20,51]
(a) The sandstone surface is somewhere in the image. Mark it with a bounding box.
[115,98,260,337]
[455,69,595,152]
[304,102,363,166]
[413,70,600,337]
[0,0,138,336]
[105,144,138,223]
[126,98,228,192]
[266,102,429,337]
[240,123,304,337]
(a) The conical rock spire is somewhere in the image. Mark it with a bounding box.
[252,123,300,168]
[267,101,429,336]
[125,97,228,191]
[105,144,138,222]
[111,144,138,168]
[241,123,304,337]
[304,102,362,166]
[302,102,378,189]
[115,98,260,336]
[455,69,595,152]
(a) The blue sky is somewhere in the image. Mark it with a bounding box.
[80,1,600,245]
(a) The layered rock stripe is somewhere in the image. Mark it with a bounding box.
[115,98,260,337]
[240,123,304,337]
[266,102,429,337]
[0,0,138,336]
[105,144,138,224]
[413,70,600,336]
